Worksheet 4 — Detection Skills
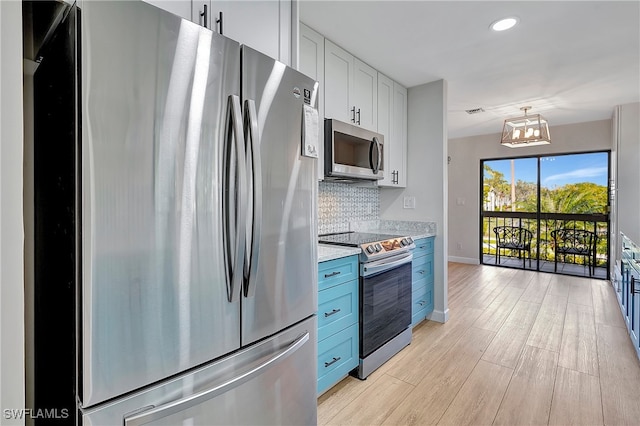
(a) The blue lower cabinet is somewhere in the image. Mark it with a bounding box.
[317,255,360,395]
[411,237,435,328]
[317,323,358,395]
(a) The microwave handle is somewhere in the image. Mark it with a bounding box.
[369,136,382,174]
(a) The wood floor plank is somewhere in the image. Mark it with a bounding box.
[506,269,536,289]
[547,274,572,298]
[597,323,640,425]
[381,327,496,426]
[592,279,626,328]
[526,293,568,352]
[381,307,485,385]
[548,367,603,425]
[519,272,552,304]
[436,360,513,425]
[493,345,558,425]
[558,302,599,376]
[321,373,414,426]
[317,373,385,425]
[482,300,541,368]
[473,286,525,332]
[567,276,594,306]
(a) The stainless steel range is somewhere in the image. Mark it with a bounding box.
[319,232,414,378]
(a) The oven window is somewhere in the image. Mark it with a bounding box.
[360,262,412,358]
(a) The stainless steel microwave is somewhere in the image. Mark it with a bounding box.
[324,119,384,181]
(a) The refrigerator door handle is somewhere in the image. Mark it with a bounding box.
[223,94,248,303]
[123,332,310,426]
[243,99,262,298]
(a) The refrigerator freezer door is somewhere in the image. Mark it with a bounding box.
[81,316,318,425]
[241,47,319,345]
[80,1,242,406]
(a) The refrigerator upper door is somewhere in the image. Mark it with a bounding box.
[241,46,319,345]
[80,1,242,407]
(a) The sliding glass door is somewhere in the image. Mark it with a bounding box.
[481,151,610,279]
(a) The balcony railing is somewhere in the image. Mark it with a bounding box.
[482,211,609,279]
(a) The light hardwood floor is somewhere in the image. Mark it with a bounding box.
[317,262,640,426]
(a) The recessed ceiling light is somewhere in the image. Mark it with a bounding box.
[491,17,518,32]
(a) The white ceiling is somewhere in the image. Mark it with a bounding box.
[299,1,640,139]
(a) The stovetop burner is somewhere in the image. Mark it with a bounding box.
[319,232,415,261]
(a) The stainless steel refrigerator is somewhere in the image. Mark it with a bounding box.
[28,1,319,424]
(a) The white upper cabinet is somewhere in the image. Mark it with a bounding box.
[377,74,407,188]
[142,0,291,65]
[142,0,192,20]
[324,40,353,124]
[377,73,394,186]
[353,58,377,132]
[390,81,407,187]
[324,40,377,132]
[299,23,325,180]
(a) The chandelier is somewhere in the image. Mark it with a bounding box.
[500,106,551,148]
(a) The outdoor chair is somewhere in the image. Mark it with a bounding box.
[493,226,533,268]
[551,229,597,276]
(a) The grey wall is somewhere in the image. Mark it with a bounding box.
[448,118,612,264]
[1,1,25,423]
[380,79,448,323]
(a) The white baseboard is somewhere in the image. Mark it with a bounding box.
[427,308,449,323]
[448,256,479,265]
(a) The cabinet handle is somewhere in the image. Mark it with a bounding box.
[324,356,341,368]
[350,107,356,123]
[418,270,425,275]
[356,108,361,125]
[200,4,208,28]
[324,308,341,317]
[216,11,223,35]
[418,300,426,306]
[324,271,341,278]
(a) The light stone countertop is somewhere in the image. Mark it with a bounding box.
[318,244,361,263]
[350,220,437,240]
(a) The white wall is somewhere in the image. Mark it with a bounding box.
[0,1,25,424]
[380,79,448,323]
[616,102,640,244]
[448,119,612,264]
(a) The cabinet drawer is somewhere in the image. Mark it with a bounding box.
[411,282,433,327]
[318,280,358,341]
[412,256,433,282]
[412,237,434,258]
[411,284,431,316]
[318,255,359,291]
[317,323,359,395]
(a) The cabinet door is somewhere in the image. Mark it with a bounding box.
[377,73,393,186]
[216,1,280,60]
[142,0,192,20]
[391,81,407,187]
[353,58,377,132]
[324,39,353,124]
[299,23,325,180]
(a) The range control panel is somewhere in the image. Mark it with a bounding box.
[361,237,415,261]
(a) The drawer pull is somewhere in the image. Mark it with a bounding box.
[419,245,426,250]
[418,300,426,306]
[324,356,341,368]
[324,271,341,278]
[418,270,425,275]
[324,308,341,317]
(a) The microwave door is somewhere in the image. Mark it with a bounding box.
[325,119,384,181]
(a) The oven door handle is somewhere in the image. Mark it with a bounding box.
[361,252,413,277]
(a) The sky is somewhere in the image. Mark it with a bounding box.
[485,152,609,189]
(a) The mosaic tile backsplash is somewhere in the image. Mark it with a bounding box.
[318,182,380,234]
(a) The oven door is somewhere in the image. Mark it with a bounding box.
[360,254,412,358]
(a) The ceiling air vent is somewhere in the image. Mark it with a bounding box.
[465,108,485,115]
